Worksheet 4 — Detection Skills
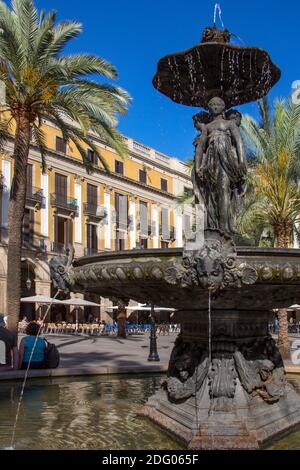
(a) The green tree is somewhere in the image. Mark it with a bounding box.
[0,0,130,337]
[240,97,300,357]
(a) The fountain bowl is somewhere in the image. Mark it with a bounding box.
[49,231,300,450]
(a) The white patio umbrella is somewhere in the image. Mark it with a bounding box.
[21,295,64,323]
[287,304,300,310]
[60,298,101,329]
[20,295,63,304]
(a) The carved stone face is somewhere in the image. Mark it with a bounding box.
[196,256,224,289]
[208,97,226,116]
[175,354,193,381]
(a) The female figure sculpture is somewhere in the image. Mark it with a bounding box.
[192,97,247,235]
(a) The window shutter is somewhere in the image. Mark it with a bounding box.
[183,214,192,238]
[139,202,148,237]
[87,184,97,206]
[55,174,67,201]
[27,164,33,194]
[119,194,128,230]
[161,208,169,240]
[67,218,73,246]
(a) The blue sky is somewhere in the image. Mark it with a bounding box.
[32,0,300,161]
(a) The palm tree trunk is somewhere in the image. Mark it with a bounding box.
[275,224,290,248]
[277,308,290,358]
[6,112,31,340]
[274,222,291,358]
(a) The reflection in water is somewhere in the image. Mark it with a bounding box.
[1,374,300,450]
[0,375,183,450]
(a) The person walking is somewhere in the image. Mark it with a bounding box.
[19,322,46,370]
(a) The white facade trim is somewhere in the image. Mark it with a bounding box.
[74,182,82,243]
[104,191,111,249]
[41,173,49,236]
[1,159,11,228]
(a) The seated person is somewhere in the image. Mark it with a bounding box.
[0,313,19,371]
[19,322,46,370]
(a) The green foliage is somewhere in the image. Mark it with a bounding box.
[0,0,131,169]
[240,97,300,247]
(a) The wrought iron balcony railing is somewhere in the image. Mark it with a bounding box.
[84,247,102,256]
[51,242,66,254]
[50,193,78,215]
[159,225,175,241]
[26,186,44,207]
[22,234,46,251]
[83,203,106,219]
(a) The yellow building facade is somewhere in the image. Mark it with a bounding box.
[0,118,193,320]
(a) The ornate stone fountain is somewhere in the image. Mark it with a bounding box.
[50,25,300,449]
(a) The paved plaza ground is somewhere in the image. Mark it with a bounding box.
[0,331,300,381]
[0,332,176,380]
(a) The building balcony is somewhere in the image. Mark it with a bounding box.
[26,186,44,209]
[84,247,102,256]
[51,242,66,254]
[159,225,175,241]
[22,234,46,251]
[83,203,106,220]
[50,193,78,216]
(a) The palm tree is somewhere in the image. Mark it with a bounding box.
[241,97,300,357]
[0,0,131,337]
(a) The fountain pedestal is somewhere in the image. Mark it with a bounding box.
[140,309,300,449]
[49,228,300,449]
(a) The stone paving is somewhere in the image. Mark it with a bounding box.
[0,332,175,380]
[1,331,300,381]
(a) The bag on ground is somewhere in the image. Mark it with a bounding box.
[44,340,60,369]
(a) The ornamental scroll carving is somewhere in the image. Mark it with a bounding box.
[49,245,74,292]
[165,229,257,291]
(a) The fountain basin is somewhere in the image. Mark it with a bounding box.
[52,240,300,450]
[153,41,281,108]
[71,246,300,310]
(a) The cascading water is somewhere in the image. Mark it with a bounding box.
[7,290,61,450]
[208,289,212,365]
[213,3,224,28]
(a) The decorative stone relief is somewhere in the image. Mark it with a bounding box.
[164,335,209,403]
[49,246,74,292]
[165,230,257,292]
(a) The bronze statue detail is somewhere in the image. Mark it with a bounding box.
[192,97,247,235]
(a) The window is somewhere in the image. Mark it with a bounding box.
[161,241,169,249]
[161,207,169,240]
[87,224,98,252]
[116,231,126,251]
[115,193,128,230]
[87,184,98,206]
[23,208,34,244]
[54,215,73,247]
[140,238,148,249]
[55,173,68,203]
[139,169,147,184]
[184,186,192,195]
[139,201,148,237]
[115,160,124,175]
[161,178,168,192]
[56,136,67,154]
[183,214,192,239]
[87,149,97,165]
[26,164,33,194]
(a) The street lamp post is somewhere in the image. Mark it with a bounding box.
[148,304,160,362]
